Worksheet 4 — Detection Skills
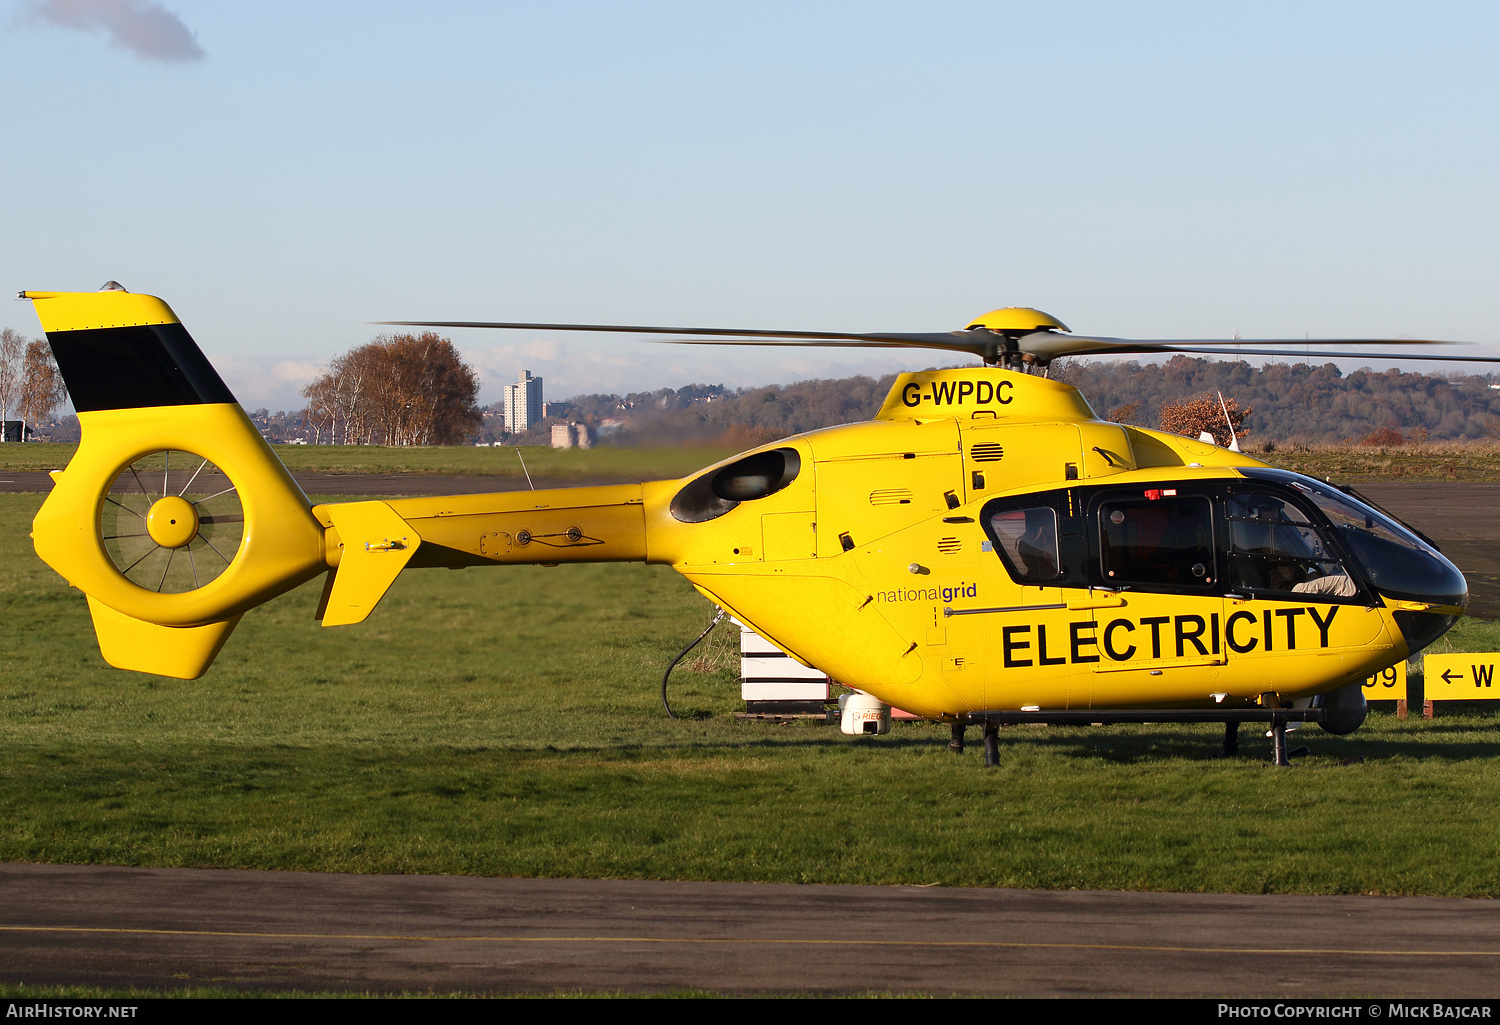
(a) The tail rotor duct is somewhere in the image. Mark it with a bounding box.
[101,450,245,594]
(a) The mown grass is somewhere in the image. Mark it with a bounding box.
[4,494,1500,896]
[1243,440,1500,482]
[0,443,737,480]
[7,439,1500,481]
[1426,617,1500,656]
[0,983,788,998]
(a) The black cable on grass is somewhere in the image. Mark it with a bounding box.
[661,609,727,719]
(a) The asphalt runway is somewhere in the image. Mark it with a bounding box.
[3,863,1500,997]
[1358,483,1500,620]
[0,470,601,496]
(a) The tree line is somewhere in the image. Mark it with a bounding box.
[537,357,1498,447]
[300,332,482,445]
[0,328,67,441]
[1051,355,1500,443]
[543,375,901,447]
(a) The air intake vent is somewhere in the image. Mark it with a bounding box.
[869,488,913,506]
[937,537,962,554]
[970,443,1004,462]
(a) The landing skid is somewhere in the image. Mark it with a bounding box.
[958,708,1327,768]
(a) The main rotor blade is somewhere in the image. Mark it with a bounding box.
[647,335,1489,360]
[378,320,1493,364]
[1015,332,1476,361]
[376,320,967,348]
[1160,346,1500,364]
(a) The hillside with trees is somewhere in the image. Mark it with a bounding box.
[528,357,1499,447]
[535,375,900,447]
[1053,355,1500,443]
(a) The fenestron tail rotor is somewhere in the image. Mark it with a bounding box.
[101,450,245,594]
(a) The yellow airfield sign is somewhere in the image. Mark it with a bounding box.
[1424,653,1500,701]
[1363,661,1407,700]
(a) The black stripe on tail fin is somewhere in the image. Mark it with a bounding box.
[46,323,237,412]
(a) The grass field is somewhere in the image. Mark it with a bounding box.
[1243,440,1500,483]
[3,493,1500,897]
[0,443,738,480]
[5,438,1500,482]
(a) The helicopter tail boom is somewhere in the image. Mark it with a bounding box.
[312,484,652,626]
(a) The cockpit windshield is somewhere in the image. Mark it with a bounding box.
[1240,469,1467,607]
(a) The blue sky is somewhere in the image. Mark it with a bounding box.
[3,2,1497,412]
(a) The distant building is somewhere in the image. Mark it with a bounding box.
[550,422,593,449]
[504,370,543,434]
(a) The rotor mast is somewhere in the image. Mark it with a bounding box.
[961,307,1072,371]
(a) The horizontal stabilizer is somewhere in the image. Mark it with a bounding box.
[319,501,420,626]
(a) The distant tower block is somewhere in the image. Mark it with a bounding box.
[550,423,594,449]
[504,370,543,434]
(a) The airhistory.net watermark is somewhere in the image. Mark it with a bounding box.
[5,1007,138,1019]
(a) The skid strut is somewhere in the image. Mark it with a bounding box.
[1271,719,1289,766]
[982,722,1000,768]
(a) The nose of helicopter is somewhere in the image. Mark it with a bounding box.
[1324,492,1467,656]
[1351,535,1468,607]
[1362,540,1468,656]
[1247,470,1468,656]
[1391,605,1463,658]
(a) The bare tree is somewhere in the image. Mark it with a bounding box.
[17,339,67,439]
[0,328,24,441]
[301,333,480,446]
[300,375,338,445]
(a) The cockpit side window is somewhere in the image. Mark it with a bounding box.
[990,506,1061,582]
[1098,494,1216,589]
[980,489,1087,586]
[1224,490,1357,599]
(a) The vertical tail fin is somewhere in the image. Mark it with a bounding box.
[22,284,327,678]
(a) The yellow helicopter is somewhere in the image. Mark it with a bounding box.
[18,285,1479,765]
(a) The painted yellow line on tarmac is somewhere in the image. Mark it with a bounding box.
[2,924,1497,958]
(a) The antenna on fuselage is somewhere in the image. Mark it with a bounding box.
[1217,391,1241,453]
[516,447,535,490]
